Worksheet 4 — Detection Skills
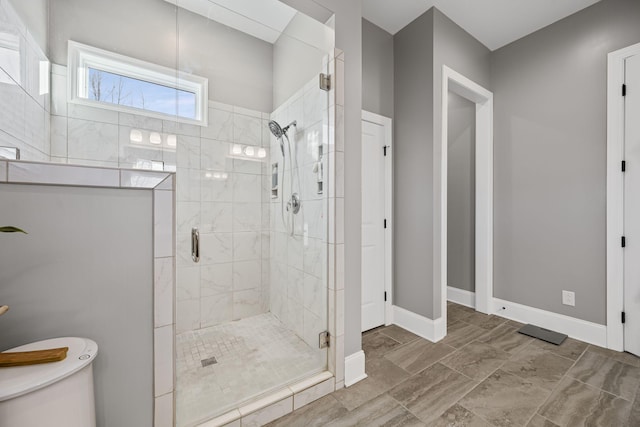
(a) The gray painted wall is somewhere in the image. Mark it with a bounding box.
[49,0,274,112]
[492,0,640,324]
[393,8,489,319]
[0,184,154,427]
[432,9,491,90]
[362,19,394,118]
[176,6,273,112]
[390,2,640,323]
[393,9,434,318]
[9,0,48,51]
[447,92,475,293]
[48,0,177,70]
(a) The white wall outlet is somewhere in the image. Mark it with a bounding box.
[562,290,575,307]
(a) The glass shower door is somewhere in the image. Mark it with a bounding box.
[173,1,334,424]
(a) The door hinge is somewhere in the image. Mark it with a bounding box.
[622,236,626,247]
[622,311,626,324]
[622,160,626,172]
[319,331,330,348]
[383,146,388,156]
[384,219,387,229]
[319,73,331,91]
[623,84,627,97]
[384,291,387,302]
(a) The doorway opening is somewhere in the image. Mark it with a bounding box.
[447,92,476,308]
[439,66,493,333]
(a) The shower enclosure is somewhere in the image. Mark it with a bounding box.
[172,3,335,425]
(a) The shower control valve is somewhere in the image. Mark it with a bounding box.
[287,193,301,214]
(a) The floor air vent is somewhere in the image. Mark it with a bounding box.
[518,324,567,345]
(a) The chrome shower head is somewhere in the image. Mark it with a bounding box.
[268,120,297,138]
[268,120,297,157]
[268,120,285,156]
[268,120,284,139]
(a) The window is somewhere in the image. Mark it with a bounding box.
[68,41,208,125]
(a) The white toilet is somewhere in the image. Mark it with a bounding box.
[0,337,98,427]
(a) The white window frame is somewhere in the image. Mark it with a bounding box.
[67,41,208,126]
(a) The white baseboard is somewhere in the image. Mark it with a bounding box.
[392,305,446,343]
[447,286,475,308]
[492,298,607,347]
[344,351,367,387]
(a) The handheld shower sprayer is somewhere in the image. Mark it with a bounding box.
[267,119,301,236]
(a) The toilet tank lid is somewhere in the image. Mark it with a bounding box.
[0,337,98,402]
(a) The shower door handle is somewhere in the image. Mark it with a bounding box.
[191,228,200,263]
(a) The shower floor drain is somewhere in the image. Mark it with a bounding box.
[201,356,218,367]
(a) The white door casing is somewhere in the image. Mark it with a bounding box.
[623,53,640,357]
[361,111,393,332]
[440,66,494,331]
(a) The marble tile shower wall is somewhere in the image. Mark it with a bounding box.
[269,76,329,350]
[174,105,272,333]
[0,0,50,161]
[49,65,273,333]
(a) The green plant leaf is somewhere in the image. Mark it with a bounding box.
[0,226,27,234]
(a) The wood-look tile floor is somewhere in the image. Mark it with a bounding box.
[266,302,640,427]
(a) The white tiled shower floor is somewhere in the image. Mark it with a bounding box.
[176,313,326,427]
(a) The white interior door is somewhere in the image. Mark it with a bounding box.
[361,119,386,331]
[624,53,640,357]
